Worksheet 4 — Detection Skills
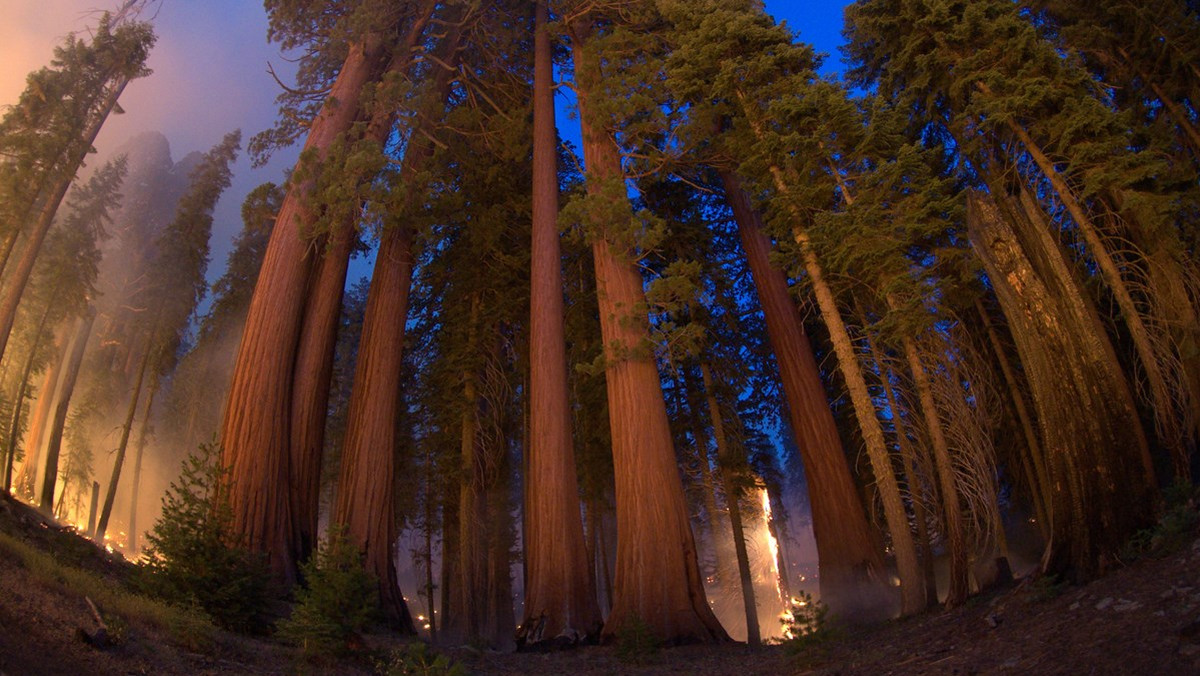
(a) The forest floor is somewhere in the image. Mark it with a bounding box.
[0,490,1197,675]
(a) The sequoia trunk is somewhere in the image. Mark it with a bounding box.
[721,171,887,621]
[572,22,726,642]
[967,191,1155,579]
[521,0,601,645]
[221,35,395,583]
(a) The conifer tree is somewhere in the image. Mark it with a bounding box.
[566,5,726,641]
[522,0,601,644]
[221,0,437,582]
[96,131,241,542]
[0,14,154,364]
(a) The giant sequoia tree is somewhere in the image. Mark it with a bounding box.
[521,0,601,644]
[568,7,726,642]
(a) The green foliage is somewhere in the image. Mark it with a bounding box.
[278,525,379,659]
[377,643,467,676]
[777,591,833,653]
[614,614,660,665]
[139,441,276,634]
[1121,480,1200,561]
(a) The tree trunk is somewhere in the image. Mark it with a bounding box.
[875,362,939,607]
[331,217,417,630]
[967,191,1156,580]
[976,298,1050,537]
[95,338,153,541]
[3,294,56,492]
[0,78,128,364]
[735,91,923,615]
[287,6,444,563]
[898,332,969,608]
[221,34,397,584]
[332,15,456,628]
[288,214,355,564]
[721,171,888,621]
[15,324,68,499]
[126,378,158,554]
[985,91,1161,485]
[521,0,600,645]
[86,481,99,536]
[450,362,488,645]
[681,371,735,596]
[701,363,760,646]
[38,310,95,514]
[572,21,726,643]
[438,480,459,639]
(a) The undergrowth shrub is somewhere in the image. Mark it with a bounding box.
[139,441,276,634]
[278,525,378,659]
[1121,479,1199,562]
[777,591,835,654]
[378,643,466,675]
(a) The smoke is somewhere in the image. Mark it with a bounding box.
[0,0,300,302]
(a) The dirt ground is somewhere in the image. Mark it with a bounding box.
[1,490,1197,676]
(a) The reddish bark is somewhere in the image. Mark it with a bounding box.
[520,0,600,645]
[332,15,458,629]
[288,220,354,560]
[221,36,394,582]
[288,6,440,565]
[572,22,727,643]
[721,172,888,621]
[332,214,416,628]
